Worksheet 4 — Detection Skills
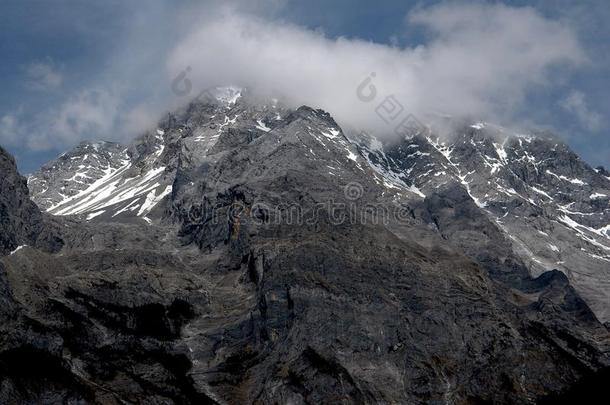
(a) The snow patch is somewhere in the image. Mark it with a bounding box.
[215,86,242,105]
[493,142,507,162]
[546,170,586,185]
[86,210,106,220]
[10,245,26,255]
[530,186,553,200]
[557,215,610,251]
[137,185,173,217]
[256,120,271,132]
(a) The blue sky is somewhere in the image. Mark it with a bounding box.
[1,0,609,173]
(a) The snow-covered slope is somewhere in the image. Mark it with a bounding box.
[356,122,610,320]
[28,134,172,222]
[28,87,284,222]
[28,141,129,211]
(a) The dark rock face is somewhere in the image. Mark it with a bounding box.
[2,94,610,403]
[0,146,63,256]
[0,248,209,404]
[0,146,42,255]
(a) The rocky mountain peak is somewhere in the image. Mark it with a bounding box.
[2,94,610,403]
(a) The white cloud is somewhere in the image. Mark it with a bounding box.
[24,61,63,91]
[123,103,162,136]
[21,89,122,151]
[0,114,22,146]
[47,89,120,149]
[5,1,589,153]
[560,90,603,132]
[166,2,585,137]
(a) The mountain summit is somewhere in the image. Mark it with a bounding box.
[1,91,609,403]
[29,93,610,323]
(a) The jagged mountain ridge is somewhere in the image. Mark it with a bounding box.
[27,87,289,222]
[359,123,610,322]
[27,141,128,212]
[28,90,610,323]
[1,90,610,403]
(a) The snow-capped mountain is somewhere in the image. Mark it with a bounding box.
[27,141,129,212]
[359,123,610,321]
[28,90,610,322]
[4,88,610,403]
[28,134,172,221]
[27,87,265,222]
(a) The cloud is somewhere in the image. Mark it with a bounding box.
[166,2,585,137]
[24,60,63,91]
[4,1,589,154]
[24,89,124,151]
[0,113,22,146]
[560,90,603,132]
[0,88,124,152]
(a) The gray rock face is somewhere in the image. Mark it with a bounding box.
[3,93,609,403]
[0,146,63,256]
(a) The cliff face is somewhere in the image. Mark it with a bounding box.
[0,146,57,255]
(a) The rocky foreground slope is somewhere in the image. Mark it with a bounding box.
[1,89,609,403]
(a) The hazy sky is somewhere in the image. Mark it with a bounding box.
[1,0,609,173]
